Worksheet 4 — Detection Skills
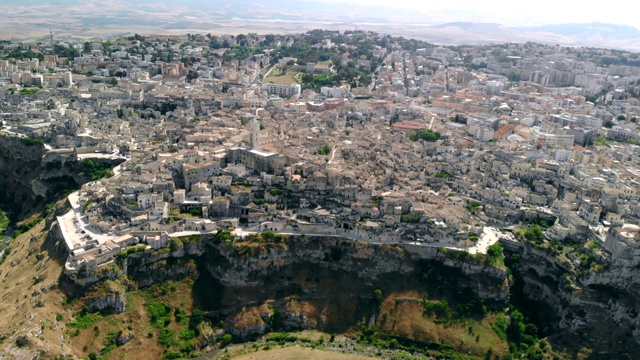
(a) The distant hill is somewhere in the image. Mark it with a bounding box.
[3,0,640,51]
[518,22,640,40]
[432,22,518,38]
[435,22,509,32]
[434,22,476,30]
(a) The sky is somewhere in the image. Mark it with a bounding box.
[302,0,640,28]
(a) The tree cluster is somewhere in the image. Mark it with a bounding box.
[409,129,441,142]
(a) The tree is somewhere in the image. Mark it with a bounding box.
[487,244,503,263]
[409,129,440,142]
[524,225,545,242]
[261,231,275,241]
[585,94,598,103]
[186,70,199,82]
[604,120,614,128]
[617,114,626,121]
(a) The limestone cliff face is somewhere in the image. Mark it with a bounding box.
[205,238,509,302]
[0,134,122,219]
[200,236,509,339]
[87,292,126,314]
[63,228,640,353]
[580,265,640,349]
[68,235,510,340]
[506,244,640,355]
[206,238,416,289]
[126,237,206,287]
[67,237,207,287]
[82,280,127,314]
[0,135,47,217]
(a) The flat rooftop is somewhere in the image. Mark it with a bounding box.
[249,149,277,157]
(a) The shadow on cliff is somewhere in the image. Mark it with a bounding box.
[188,237,507,338]
[504,250,640,360]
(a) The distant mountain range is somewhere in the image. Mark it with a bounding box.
[517,22,640,40]
[410,21,640,50]
[435,21,640,40]
[1,0,640,51]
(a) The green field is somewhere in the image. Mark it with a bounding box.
[262,68,301,85]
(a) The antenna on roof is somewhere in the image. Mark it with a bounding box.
[49,27,54,45]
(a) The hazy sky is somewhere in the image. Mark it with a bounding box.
[304,0,640,27]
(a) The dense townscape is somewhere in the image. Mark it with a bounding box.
[2,30,640,359]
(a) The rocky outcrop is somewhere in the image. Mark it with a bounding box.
[66,262,127,286]
[0,135,47,218]
[506,243,640,355]
[84,281,127,314]
[69,234,509,341]
[0,134,123,220]
[87,291,126,314]
[66,237,206,287]
[115,333,134,346]
[56,221,640,354]
[200,236,509,339]
[206,237,507,298]
[131,258,198,288]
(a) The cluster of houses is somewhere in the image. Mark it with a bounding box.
[2,31,639,275]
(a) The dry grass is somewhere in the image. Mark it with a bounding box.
[377,290,509,358]
[0,215,75,358]
[68,279,199,360]
[231,303,271,330]
[262,68,301,85]
[0,208,200,360]
[229,346,376,360]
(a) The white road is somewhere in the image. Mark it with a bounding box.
[58,156,130,251]
[467,226,503,254]
[77,153,126,161]
[327,147,338,164]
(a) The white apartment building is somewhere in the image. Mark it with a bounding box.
[262,83,301,97]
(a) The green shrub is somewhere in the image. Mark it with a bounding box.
[147,302,172,327]
[401,214,420,223]
[486,244,503,265]
[67,313,99,329]
[317,145,331,155]
[374,289,383,303]
[157,328,176,347]
[21,137,44,146]
[220,333,233,346]
[409,129,441,142]
[491,315,508,340]
[79,159,114,180]
[179,328,196,340]
[266,332,297,343]
[189,207,203,217]
[467,202,481,214]
[19,88,39,96]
